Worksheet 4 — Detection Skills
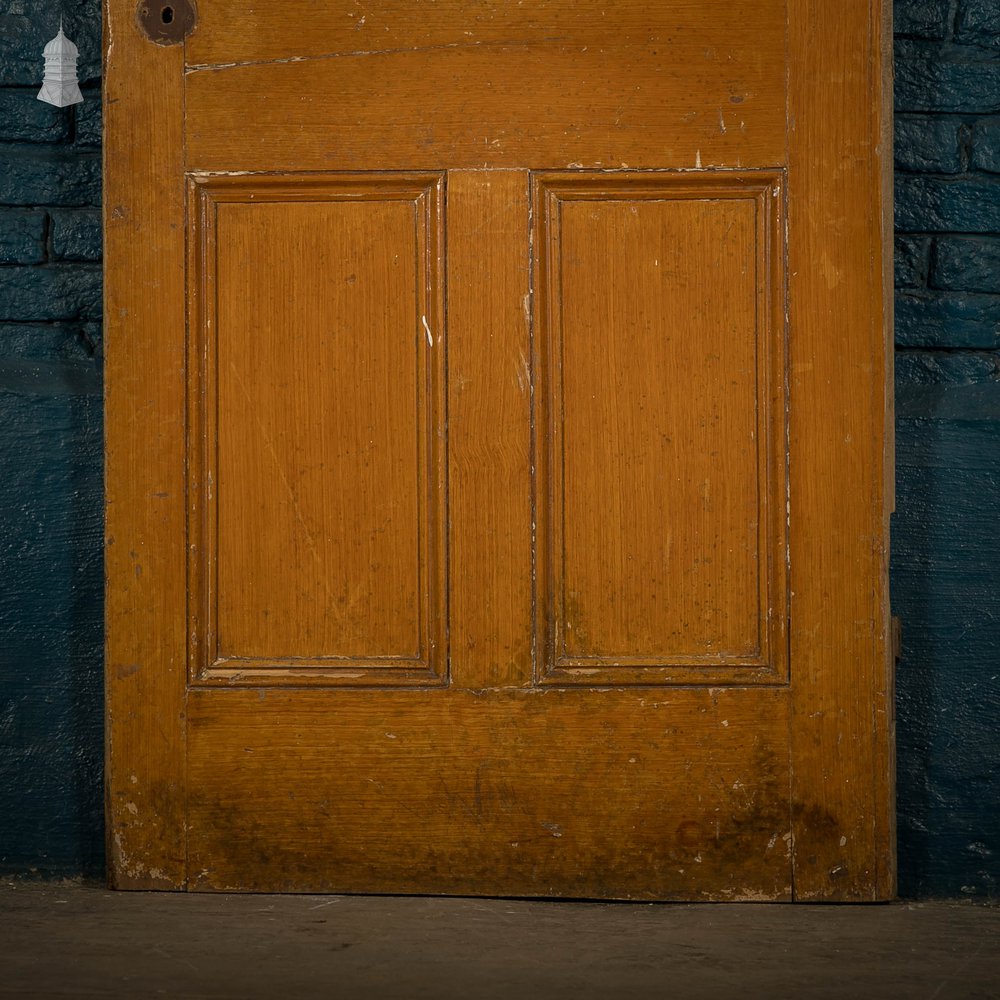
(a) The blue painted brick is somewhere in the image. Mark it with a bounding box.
[0,89,70,143]
[972,118,1000,173]
[0,322,100,362]
[0,266,101,322]
[895,175,1000,233]
[895,40,1000,114]
[896,235,930,287]
[0,209,46,263]
[895,291,1000,348]
[955,0,1000,51]
[0,146,100,207]
[932,236,1000,293]
[0,384,104,878]
[892,410,1000,899]
[895,116,964,174]
[895,0,951,39]
[73,90,101,148]
[896,350,999,384]
[50,209,101,261]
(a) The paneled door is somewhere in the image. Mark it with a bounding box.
[106,0,894,899]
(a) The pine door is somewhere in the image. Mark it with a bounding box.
[106,0,894,899]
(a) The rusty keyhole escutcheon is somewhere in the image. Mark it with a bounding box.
[137,0,196,45]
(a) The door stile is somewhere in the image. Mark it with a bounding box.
[786,0,895,900]
[104,0,189,889]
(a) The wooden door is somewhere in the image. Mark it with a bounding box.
[105,0,894,899]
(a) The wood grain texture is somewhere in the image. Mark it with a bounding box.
[183,1,786,173]
[186,686,793,900]
[447,171,534,690]
[786,0,895,899]
[533,172,787,687]
[187,174,447,686]
[185,0,785,66]
[103,0,188,888]
[106,0,893,899]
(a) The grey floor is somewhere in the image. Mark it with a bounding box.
[1,882,998,999]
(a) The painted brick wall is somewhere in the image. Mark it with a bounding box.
[892,0,1000,899]
[0,0,104,877]
[0,1,997,896]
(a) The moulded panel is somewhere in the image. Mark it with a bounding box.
[186,173,447,686]
[532,171,787,686]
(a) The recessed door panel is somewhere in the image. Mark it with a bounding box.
[187,174,446,685]
[533,172,787,686]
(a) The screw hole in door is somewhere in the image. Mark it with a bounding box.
[161,5,173,23]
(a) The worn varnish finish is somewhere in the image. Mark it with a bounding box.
[785,0,895,900]
[532,172,787,687]
[104,3,187,889]
[447,171,534,691]
[183,1,785,173]
[105,0,893,899]
[187,174,447,685]
[185,687,793,898]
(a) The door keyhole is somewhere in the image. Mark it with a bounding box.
[137,0,194,44]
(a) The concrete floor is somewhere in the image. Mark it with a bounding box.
[1,882,998,999]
